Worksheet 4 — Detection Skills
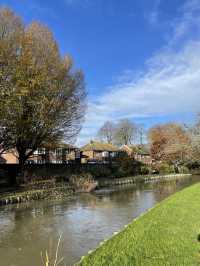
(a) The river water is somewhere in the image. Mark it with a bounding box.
[0,175,199,266]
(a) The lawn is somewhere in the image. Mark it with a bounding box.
[77,183,200,266]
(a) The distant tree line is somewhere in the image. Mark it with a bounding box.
[97,119,145,146]
[97,114,200,167]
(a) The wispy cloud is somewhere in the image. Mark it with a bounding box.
[145,0,161,25]
[170,0,200,45]
[77,0,200,146]
[64,0,91,7]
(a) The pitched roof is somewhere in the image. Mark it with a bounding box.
[57,143,76,149]
[81,141,119,152]
[120,145,135,153]
[120,144,150,155]
[43,142,76,150]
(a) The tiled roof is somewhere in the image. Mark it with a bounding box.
[81,141,119,152]
[43,142,76,150]
[120,144,150,155]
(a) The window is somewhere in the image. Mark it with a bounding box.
[56,148,63,155]
[102,151,109,157]
[75,150,81,158]
[37,159,45,164]
[37,148,46,155]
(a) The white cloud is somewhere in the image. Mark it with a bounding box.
[76,0,200,146]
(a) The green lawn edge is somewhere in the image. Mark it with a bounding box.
[76,183,200,266]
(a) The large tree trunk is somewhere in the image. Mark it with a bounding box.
[8,168,18,187]
[17,151,27,184]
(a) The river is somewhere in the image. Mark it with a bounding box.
[0,175,199,266]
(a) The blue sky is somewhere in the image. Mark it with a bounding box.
[1,0,200,145]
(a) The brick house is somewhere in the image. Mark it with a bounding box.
[0,149,18,164]
[0,144,78,164]
[29,143,78,164]
[120,144,153,165]
[81,141,119,163]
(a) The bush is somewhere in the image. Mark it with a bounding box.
[69,173,95,191]
[156,163,175,175]
[178,166,190,174]
[0,169,9,186]
[116,157,142,177]
[88,166,112,179]
[186,161,200,170]
[112,167,125,178]
[140,166,150,175]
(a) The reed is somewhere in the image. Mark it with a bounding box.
[41,235,64,266]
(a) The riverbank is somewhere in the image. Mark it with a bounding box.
[0,173,192,206]
[77,182,200,266]
[98,173,192,187]
[0,184,74,206]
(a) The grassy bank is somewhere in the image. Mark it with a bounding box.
[77,183,200,266]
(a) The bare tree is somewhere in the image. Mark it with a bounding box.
[97,121,115,143]
[114,119,136,145]
[137,124,146,145]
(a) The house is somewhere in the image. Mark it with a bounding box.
[29,143,78,164]
[120,144,153,165]
[0,143,78,164]
[0,149,18,164]
[81,141,119,163]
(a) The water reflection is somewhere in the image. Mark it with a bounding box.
[0,175,199,266]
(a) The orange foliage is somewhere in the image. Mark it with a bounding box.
[148,123,190,162]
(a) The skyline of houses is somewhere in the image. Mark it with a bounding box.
[0,140,153,165]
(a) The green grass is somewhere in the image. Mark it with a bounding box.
[77,183,200,266]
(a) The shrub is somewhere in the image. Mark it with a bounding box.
[186,161,200,170]
[69,173,95,191]
[116,157,142,176]
[112,167,126,178]
[88,166,112,179]
[156,163,175,175]
[140,166,150,175]
[0,169,9,186]
[178,166,190,174]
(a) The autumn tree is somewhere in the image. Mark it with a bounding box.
[0,8,86,179]
[114,119,136,145]
[0,127,13,155]
[97,121,115,143]
[148,123,190,163]
[187,114,200,161]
